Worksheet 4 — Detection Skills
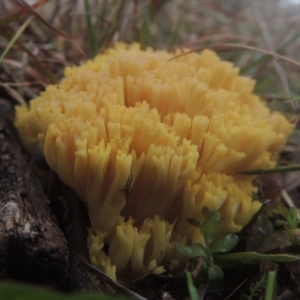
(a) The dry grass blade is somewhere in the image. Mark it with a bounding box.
[0,15,34,64]
[281,190,300,218]
[281,189,296,209]
[169,43,300,69]
[3,58,49,87]
[183,34,257,48]
[250,0,290,95]
[224,278,249,300]
[80,257,147,300]
[0,28,57,84]
[0,0,45,26]
[0,80,26,105]
[0,81,39,87]
[17,0,85,56]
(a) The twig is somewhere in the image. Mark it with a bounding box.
[281,189,296,209]
[224,277,249,300]
[17,0,85,56]
[0,80,26,105]
[80,257,147,300]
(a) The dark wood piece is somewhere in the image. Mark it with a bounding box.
[0,104,69,284]
[60,189,98,292]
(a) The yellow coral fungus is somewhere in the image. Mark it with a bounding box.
[15,43,293,283]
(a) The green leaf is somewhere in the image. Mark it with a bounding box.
[209,234,238,254]
[277,202,289,220]
[256,214,274,235]
[139,0,152,47]
[287,207,299,230]
[203,221,222,244]
[175,242,207,258]
[207,264,224,283]
[214,251,300,265]
[0,282,116,300]
[186,271,199,300]
[240,55,270,75]
[187,218,202,229]
[275,220,289,227]
[209,211,221,222]
[255,231,292,253]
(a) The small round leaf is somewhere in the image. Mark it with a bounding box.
[209,234,238,254]
[187,218,202,228]
[207,264,224,283]
[175,242,207,258]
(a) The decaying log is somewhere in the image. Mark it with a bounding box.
[0,104,69,284]
[60,189,98,292]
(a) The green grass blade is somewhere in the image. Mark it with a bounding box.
[139,0,152,47]
[0,28,57,84]
[264,271,276,300]
[0,15,34,64]
[239,164,300,175]
[215,251,300,265]
[186,271,199,300]
[84,0,98,56]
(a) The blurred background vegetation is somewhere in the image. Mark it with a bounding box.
[1,0,300,95]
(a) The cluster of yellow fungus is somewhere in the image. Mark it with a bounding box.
[15,43,292,283]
